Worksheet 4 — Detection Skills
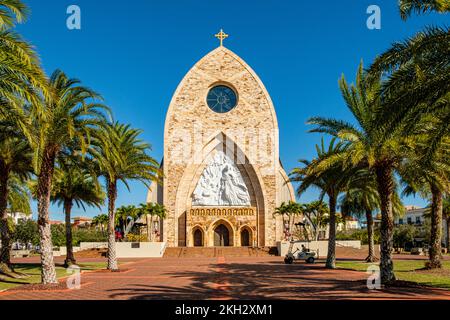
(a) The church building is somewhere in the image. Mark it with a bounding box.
[147,30,295,247]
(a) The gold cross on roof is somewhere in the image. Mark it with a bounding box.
[215,29,229,47]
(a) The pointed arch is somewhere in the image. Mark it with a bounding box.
[173,132,267,246]
[208,218,234,247]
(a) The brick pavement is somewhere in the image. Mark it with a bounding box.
[1,256,450,300]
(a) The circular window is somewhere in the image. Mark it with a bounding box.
[206,85,237,113]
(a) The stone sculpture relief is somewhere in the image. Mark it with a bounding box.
[192,151,251,206]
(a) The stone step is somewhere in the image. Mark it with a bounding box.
[163,246,278,258]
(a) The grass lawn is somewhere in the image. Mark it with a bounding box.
[337,260,450,289]
[0,262,107,291]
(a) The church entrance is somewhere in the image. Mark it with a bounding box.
[214,224,230,246]
[193,229,203,247]
[240,229,250,246]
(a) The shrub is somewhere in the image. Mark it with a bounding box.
[126,233,148,242]
[51,224,66,247]
[393,224,416,249]
[336,228,380,245]
[72,228,108,245]
[12,219,40,246]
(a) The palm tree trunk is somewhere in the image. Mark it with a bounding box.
[447,218,450,252]
[146,215,150,242]
[289,214,293,240]
[64,199,76,267]
[365,209,377,262]
[326,193,337,269]
[37,147,58,284]
[107,179,119,271]
[375,163,396,284]
[428,184,442,269]
[0,170,12,273]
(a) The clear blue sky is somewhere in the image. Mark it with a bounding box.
[17,0,448,221]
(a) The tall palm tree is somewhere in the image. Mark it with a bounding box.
[401,134,449,268]
[0,1,48,125]
[307,63,416,283]
[290,138,352,269]
[444,196,450,251]
[90,122,160,271]
[369,26,449,160]
[0,121,33,274]
[30,70,109,284]
[50,162,105,266]
[399,0,449,20]
[369,0,449,160]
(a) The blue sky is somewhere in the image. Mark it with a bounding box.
[16,0,448,220]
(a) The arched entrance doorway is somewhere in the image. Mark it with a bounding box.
[214,224,230,246]
[193,228,203,247]
[241,228,250,246]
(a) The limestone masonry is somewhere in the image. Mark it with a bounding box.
[147,44,295,247]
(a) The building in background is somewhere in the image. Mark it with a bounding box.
[337,216,360,232]
[72,216,93,229]
[395,205,426,225]
[394,205,448,246]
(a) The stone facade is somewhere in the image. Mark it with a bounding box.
[147,45,295,247]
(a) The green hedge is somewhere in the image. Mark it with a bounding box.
[51,224,108,246]
[336,228,381,245]
[13,221,108,247]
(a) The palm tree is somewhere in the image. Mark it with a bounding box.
[0,1,48,125]
[401,137,449,268]
[0,0,28,29]
[138,203,167,241]
[92,214,108,234]
[290,138,352,269]
[399,0,449,20]
[50,162,105,266]
[369,0,449,161]
[339,170,380,262]
[90,122,160,271]
[274,202,290,240]
[0,121,33,274]
[274,202,303,240]
[444,196,450,251]
[7,175,32,215]
[302,201,329,241]
[307,62,416,283]
[368,26,449,160]
[152,203,167,242]
[30,70,109,284]
[115,205,138,236]
[340,169,405,262]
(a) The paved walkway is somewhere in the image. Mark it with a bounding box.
[1,256,450,300]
